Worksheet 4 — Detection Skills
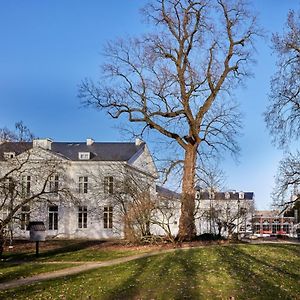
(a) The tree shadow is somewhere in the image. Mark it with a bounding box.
[0,263,71,284]
[215,245,300,299]
[3,240,105,262]
[102,249,200,300]
[262,243,300,256]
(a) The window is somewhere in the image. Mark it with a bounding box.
[262,223,270,231]
[48,205,58,230]
[79,176,88,193]
[21,176,31,197]
[103,206,113,229]
[4,177,14,195]
[20,206,30,230]
[3,152,15,159]
[49,175,59,193]
[78,152,90,160]
[272,223,280,234]
[104,176,113,194]
[0,208,9,231]
[78,206,87,228]
[283,223,290,233]
[254,224,260,233]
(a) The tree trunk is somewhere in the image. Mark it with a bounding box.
[178,144,198,241]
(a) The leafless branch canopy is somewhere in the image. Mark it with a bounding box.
[272,151,300,206]
[265,10,300,147]
[79,0,259,241]
[79,0,257,153]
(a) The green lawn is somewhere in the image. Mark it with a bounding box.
[0,263,75,283]
[0,244,299,300]
[2,240,150,262]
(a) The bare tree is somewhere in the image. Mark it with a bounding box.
[265,10,300,147]
[197,194,254,239]
[272,151,300,207]
[85,163,156,243]
[0,124,72,256]
[264,9,300,206]
[79,0,259,240]
[0,121,34,143]
[111,169,155,243]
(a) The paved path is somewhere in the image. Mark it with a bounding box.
[0,240,299,291]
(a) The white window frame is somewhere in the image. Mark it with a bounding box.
[103,206,113,229]
[78,152,90,160]
[21,175,31,197]
[78,206,88,229]
[49,175,59,194]
[20,205,30,230]
[0,207,9,231]
[79,176,88,193]
[104,176,113,194]
[225,192,230,200]
[4,152,15,159]
[48,205,58,230]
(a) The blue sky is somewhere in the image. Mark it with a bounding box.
[0,0,298,209]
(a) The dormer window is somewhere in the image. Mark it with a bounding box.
[78,152,90,160]
[209,191,215,199]
[239,192,244,199]
[225,192,230,200]
[4,152,15,159]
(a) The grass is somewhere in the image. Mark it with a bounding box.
[0,262,75,283]
[1,240,151,262]
[0,243,299,299]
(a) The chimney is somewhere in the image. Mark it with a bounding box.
[135,138,144,146]
[86,138,94,146]
[33,138,52,150]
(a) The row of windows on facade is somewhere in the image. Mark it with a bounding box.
[254,223,292,234]
[78,176,114,194]
[1,205,113,230]
[3,175,114,196]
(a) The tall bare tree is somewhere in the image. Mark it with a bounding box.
[265,10,300,206]
[80,0,259,240]
[265,10,300,147]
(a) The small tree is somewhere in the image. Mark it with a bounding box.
[89,165,156,243]
[272,151,300,207]
[0,124,72,256]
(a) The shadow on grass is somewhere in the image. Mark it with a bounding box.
[0,263,72,284]
[2,240,104,262]
[216,245,300,299]
[263,243,300,256]
[102,249,200,300]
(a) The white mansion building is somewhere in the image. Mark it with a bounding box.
[0,138,255,240]
[0,138,158,239]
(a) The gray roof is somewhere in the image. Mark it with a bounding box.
[156,185,181,199]
[0,141,145,162]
